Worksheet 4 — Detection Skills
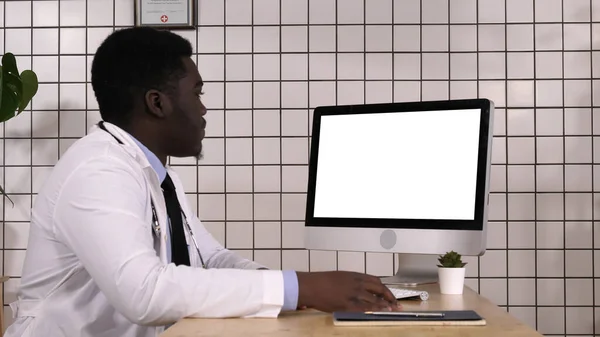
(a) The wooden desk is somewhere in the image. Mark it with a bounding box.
[0,276,9,337]
[161,283,542,337]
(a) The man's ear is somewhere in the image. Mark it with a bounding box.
[144,89,171,119]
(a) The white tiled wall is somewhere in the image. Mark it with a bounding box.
[1,0,598,335]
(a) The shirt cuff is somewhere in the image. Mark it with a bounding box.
[281,270,299,311]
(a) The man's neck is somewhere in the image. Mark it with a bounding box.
[121,124,168,166]
[134,135,168,166]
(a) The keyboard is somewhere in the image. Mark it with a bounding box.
[388,287,429,301]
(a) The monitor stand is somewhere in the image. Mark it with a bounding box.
[379,253,439,287]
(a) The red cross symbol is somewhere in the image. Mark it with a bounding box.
[160,15,168,23]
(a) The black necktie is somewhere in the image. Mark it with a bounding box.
[161,174,191,266]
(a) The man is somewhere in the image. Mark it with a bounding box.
[5,27,399,337]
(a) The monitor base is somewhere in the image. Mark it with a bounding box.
[379,253,440,287]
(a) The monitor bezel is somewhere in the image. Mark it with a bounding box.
[305,98,493,231]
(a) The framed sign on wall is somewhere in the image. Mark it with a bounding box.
[134,0,196,30]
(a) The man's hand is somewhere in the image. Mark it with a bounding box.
[296,271,402,313]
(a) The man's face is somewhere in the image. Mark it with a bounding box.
[164,57,207,159]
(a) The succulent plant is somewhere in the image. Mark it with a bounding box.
[437,250,467,268]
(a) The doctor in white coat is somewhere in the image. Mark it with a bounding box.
[5,27,399,337]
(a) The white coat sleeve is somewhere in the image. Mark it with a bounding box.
[52,155,285,325]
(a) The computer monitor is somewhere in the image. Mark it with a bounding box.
[304,99,494,286]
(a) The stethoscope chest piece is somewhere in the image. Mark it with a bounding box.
[151,202,161,237]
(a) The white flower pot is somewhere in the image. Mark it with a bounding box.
[438,267,465,295]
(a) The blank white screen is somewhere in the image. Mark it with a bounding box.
[313,109,481,220]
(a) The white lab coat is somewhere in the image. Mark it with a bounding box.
[5,122,285,337]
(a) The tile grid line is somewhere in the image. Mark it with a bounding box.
[532,0,539,331]
[25,0,33,321]
[2,243,586,253]
[3,152,600,160]
[589,0,596,334]
[1,0,5,316]
[278,0,283,271]
[475,0,482,297]
[561,1,567,334]
[8,108,600,116]
[222,0,228,250]
[306,0,311,273]
[334,0,339,273]
[10,48,600,54]
[4,219,600,227]
[251,0,256,261]
[503,0,510,313]
[11,77,600,83]
[11,79,600,89]
[390,0,396,277]
[14,50,600,57]
[446,0,450,102]
[56,0,61,166]
[3,183,600,194]
[2,269,600,281]
[7,21,600,29]
[419,0,423,103]
[362,0,368,275]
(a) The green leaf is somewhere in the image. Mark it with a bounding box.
[2,53,20,78]
[0,53,23,122]
[0,53,38,122]
[6,72,23,103]
[0,86,19,123]
[0,65,4,117]
[0,184,14,207]
[18,70,38,114]
[3,53,24,107]
[0,52,37,206]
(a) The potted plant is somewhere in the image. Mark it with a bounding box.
[0,52,39,205]
[437,250,467,295]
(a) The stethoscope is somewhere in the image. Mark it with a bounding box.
[97,121,206,268]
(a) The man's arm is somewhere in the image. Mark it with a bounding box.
[170,170,397,314]
[53,156,286,324]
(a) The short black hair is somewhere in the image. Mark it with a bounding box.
[91,27,193,126]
